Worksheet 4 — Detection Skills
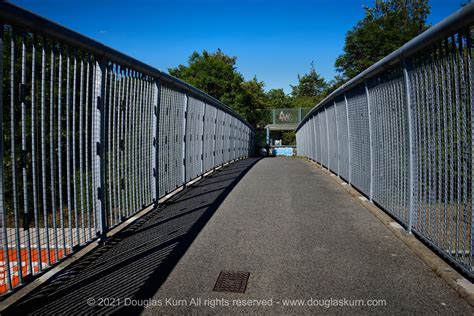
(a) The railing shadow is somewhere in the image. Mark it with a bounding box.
[6,158,261,315]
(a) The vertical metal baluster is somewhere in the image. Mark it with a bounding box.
[152,80,160,203]
[132,74,138,208]
[137,77,143,204]
[84,58,92,240]
[425,54,434,242]
[447,39,455,254]
[212,107,217,169]
[10,30,23,284]
[131,74,137,211]
[116,69,123,219]
[434,45,443,247]
[365,82,374,201]
[201,102,206,175]
[90,59,97,232]
[111,69,119,224]
[325,107,329,170]
[419,57,427,236]
[31,36,41,273]
[457,33,468,263]
[183,94,188,185]
[127,72,133,214]
[57,46,65,255]
[138,78,145,206]
[344,94,351,184]
[124,71,130,217]
[93,59,106,239]
[107,66,114,226]
[49,43,59,262]
[66,49,73,250]
[145,80,152,203]
[148,81,154,202]
[452,35,462,259]
[72,53,79,244]
[0,24,12,290]
[440,44,449,249]
[143,79,150,204]
[40,39,51,266]
[79,58,85,242]
[334,101,339,176]
[20,34,33,276]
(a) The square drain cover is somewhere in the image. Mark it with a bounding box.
[213,271,250,293]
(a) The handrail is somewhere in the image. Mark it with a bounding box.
[0,1,254,131]
[296,1,474,131]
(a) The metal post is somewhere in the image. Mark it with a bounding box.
[94,59,107,240]
[344,94,352,185]
[334,101,340,176]
[152,80,160,205]
[365,82,374,201]
[182,94,188,186]
[325,107,329,170]
[201,103,206,175]
[266,127,270,145]
[403,60,416,234]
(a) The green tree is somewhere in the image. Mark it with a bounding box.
[235,77,268,128]
[290,62,328,108]
[169,49,270,128]
[168,49,244,110]
[335,0,430,80]
[266,88,292,109]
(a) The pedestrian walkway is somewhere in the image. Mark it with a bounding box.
[6,158,473,314]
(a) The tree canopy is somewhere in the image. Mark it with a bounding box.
[335,0,430,80]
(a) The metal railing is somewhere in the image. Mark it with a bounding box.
[296,3,474,278]
[0,2,255,294]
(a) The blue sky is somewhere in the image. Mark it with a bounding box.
[12,0,467,93]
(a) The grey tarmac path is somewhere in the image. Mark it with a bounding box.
[144,157,473,315]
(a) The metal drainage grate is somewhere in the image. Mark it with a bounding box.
[213,271,250,293]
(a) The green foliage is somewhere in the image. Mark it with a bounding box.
[234,77,268,127]
[281,131,296,145]
[335,0,430,80]
[290,62,328,108]
[266,88,292,109]
[169,49,270,127]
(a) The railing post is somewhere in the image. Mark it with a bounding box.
[201,103,206,175]
[325,107,330,170]
[312,115,318,163]
[334,100,340,176]
[365,82,374,201]
[94,59,107,240]
[152,80,160,205]
[182,94,188,186]
[403,59,416,234]
[344,94,351,185]
[212,109,217,170]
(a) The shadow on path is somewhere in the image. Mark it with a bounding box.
[7,158,260,315]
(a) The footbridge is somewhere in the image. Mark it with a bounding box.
[0,2,474,314]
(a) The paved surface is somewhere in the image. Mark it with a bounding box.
[5,157,473,314]
[6,158,259,315]
[145,158,472,314]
